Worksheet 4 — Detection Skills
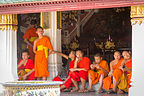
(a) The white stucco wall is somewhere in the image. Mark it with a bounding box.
[129,23,144,96]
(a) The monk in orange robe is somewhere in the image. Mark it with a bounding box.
[69,50,91,92]
[103,51,123,91]
[117,51,132,93]
[17,50,35,80]
[23,20,38,60]
[87,53,109,93]
[108,51,132,94]
[33,26,53,80]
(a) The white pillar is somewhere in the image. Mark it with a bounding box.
[0,14,18,94]
[0,30,18,93]
[41,12,62,80]
[129,6,144,96]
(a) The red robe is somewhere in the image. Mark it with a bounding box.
[18,59,35,80]
[69,57,91,82]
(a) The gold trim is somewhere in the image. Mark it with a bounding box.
[41,12,51,29]
[131,6,144,25]
[57,11,62,29]
[0,14,18,30]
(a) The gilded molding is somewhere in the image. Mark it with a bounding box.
[41,12,51,29]
[57,11,62,29]
[0,14,17,30]
[131,6,144,25]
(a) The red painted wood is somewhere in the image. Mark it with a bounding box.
[0,0,143,14]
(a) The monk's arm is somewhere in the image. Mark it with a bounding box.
[24,38,33,47]
[99,66,108,74]
[63,76,70,83]
[73,68,86,71]
[110,61,114,72]
[54,51,69,59]
[17,61,24,68]
[33,40,37,53]
[24,69,35,77]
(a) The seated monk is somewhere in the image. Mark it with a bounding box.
[103,51,123,92]
[17,50,35,80]
[108,51,132,94]
[117,51,132,94]
[69,49,91,92]
[87,53,109,93]
[52,50,76,91]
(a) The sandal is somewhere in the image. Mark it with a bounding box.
[97,89,104,93]
[107,90,116,94]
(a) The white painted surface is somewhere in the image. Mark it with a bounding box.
[129,23,144,96]
[0,30,18,93]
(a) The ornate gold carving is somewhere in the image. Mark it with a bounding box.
[131,6,144,25]
[41,12,51,29]
[0,14,18,30]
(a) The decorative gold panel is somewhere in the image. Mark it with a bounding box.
[131,6,144,25]
[41,12,51,29]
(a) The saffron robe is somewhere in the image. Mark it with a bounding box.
[23,27,38,60]
[35,36,53,77]
[88,60,109,85]
[103,58,123,90]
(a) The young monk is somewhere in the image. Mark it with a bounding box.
[108,51,132,94]
[118,51,132,94]
[23,20,38,60]
[87,53,109,93]
[103,51,123,91]
[52,50,75,91]
[33,26,53,80]
[17,50,35,80]
[69,49,91,92]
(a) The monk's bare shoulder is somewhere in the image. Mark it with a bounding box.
[34,38,39,44]
[110,60,116,66]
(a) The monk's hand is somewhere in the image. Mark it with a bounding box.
[90,64,95,70]
[22,75,27,80]
[51,50,55,54]
[95,64,101,69]
[108,71,113,77]
[70,68,76,72]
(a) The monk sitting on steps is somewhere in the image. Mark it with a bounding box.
[87,53,109,93]
[103,51,123,92]
[17,50,35,80]
[107,51,132,94]
[69,49,91,92]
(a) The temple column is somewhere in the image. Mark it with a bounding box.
[130,5,144,96]
[0,14,18,93]
[41,12,62,80]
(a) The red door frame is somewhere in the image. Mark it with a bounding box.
[0,0,144,14]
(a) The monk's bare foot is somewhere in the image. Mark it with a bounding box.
[97,89,104,93]
[70,88,79,92]
[117,89,124,94]
[78,88,88,93]
[85,88,95,92]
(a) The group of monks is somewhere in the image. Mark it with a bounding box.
[53,50,132,94]
[18,20,53,81]
[17,20,132,94]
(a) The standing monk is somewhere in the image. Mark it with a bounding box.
[33,26,53,80]
[69,50,91,92]
[87,53,109,93]
[23,20,38,60]
[103,51,123,91]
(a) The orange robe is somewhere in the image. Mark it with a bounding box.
[88,60,109,85]
[35,36,53,77]
[70,57,91,81]
[122,59,132,92]
[23,27,38,60]
[103,58,123,90]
